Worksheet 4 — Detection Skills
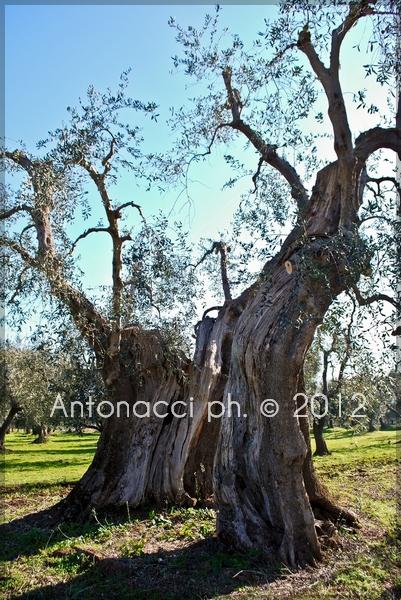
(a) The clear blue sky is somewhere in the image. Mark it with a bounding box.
[6,5,283,291]
[5,5,392,295]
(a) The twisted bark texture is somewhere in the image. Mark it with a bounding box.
[63,299,244,517]
[214,161,364,567]
[3,1,401,567]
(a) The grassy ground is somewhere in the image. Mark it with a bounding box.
[0,429,399,599]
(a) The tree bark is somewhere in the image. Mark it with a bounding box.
[214,161,362,567]
[0,403,21,452]
[61,310,241,517]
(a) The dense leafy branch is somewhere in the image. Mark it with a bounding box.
[0,235,109,347]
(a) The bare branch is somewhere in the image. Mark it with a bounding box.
[101,129,117,176]
[194,241,232,302]
[0,204,32,220]
[19,223,35,246]
[351,284,400,311]
[221,67,308,212]
[332,299,356,398]
[366,176,401,198]
[114,201,146,224]
[202,305,222,320]
[193,305,222,334]
[252,156,264,193]
[70,227,110,254]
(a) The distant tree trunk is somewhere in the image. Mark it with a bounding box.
[0,403,22,452]
[313,418,331,456]
[33,424,49,444]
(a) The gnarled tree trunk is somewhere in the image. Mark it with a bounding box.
[214,162,362,567]
[62,304,242,517]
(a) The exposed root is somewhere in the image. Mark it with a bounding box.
[311,496,360,529]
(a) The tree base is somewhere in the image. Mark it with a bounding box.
[32,436,49,444]
[311,496,359,529]
[313,449,331,456]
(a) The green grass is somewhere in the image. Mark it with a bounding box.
[0,428,399,599]
[1,431,99,487]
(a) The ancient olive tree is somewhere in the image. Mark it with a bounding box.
[2,1,400,568]
[166,1,400,565]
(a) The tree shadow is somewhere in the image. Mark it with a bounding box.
[2,456,94,472]
[1,480,73,495]
[0,501,114,562]
[7,538,281,600]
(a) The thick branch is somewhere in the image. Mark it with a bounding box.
[0,204,32,220]
[77,160,125,333]
[297,26,352,158]
[221,67,308,212]
[354,127,401,163]
[330,1,376,73]
[1,150,34,175]
[70,227,110,254]
[351,284,400,311]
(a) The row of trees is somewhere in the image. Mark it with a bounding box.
[0,340,105,450]
[2,1,400,567]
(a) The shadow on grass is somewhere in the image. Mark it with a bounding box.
[0,503,74,561]
[2,457,93,471]
[7,538,280,600]
[1,480,75,496]
[4,445,98,455]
